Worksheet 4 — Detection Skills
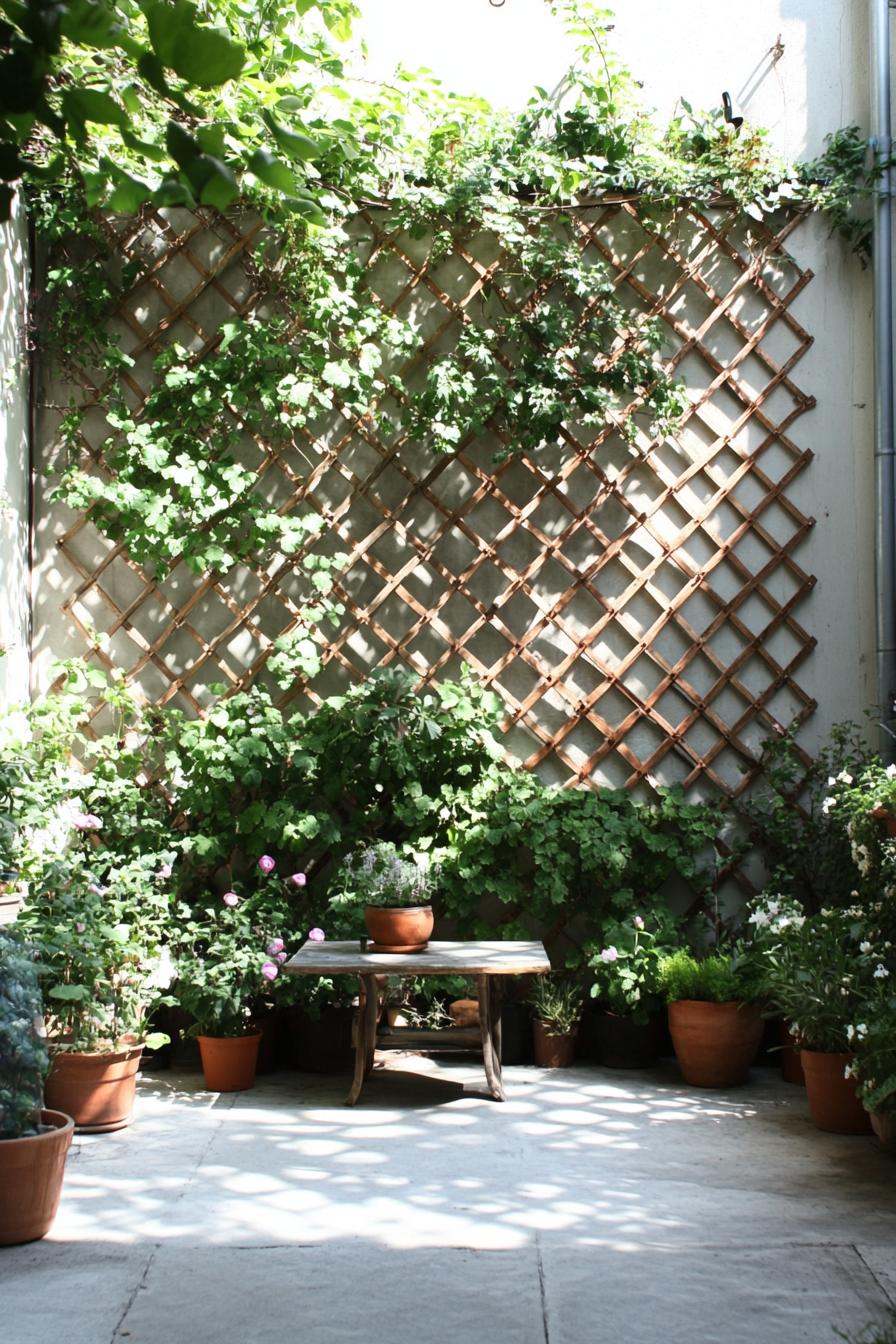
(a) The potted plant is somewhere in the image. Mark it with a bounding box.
[746,892,812,1084]
[658,948,763,1088]
[330,841,436,952]
[758,903,877,1133]
[172,872,294,1092]
[528,976,583,1067]
[851,990,896,1151]
[0,928,74,1245]
[585,908,681,1067]
[20,848,174,1133]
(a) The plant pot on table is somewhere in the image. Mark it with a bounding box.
[364,903,434,953]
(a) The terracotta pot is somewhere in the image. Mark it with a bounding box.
[448,998,480,1028]
[779,1021,806,1086]
[44,1043,144,1134]
[197,1032,261,1092]
[800,1049,872,1134]
[364,904,434,953]
[870,806,896,838]
[667,1000,763,1088]
[592,1011,661,1069]
[533,1019,577,1067]
[870,1110,896,1152]
[0,1110,74,1246]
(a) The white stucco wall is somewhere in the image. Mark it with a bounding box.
[357,0,879,749]
[0,201,30,708]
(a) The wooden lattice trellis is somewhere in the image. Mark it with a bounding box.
[35,200,817,798]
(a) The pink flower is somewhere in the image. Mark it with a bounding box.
[276,951,287,963]
[633,916,645,930]
[73,813,102,831]
[266,937,285,955]
[157,863,172,879]
[261,961,279,981]
[258,855,276,874]
[75,922,86,933]
[307,927,325,943]
[289,872,307,887]
[222,891,239,907]
[600,946,619,963]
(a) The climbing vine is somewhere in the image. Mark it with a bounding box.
[30,0,879,682]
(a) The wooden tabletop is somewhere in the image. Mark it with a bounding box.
[283,939,551,977]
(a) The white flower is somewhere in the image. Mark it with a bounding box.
[856,1023,868,1040]
[144,946,175,990]
[886,763,896,779]
[844,1063,856,1080]
[748,909,771,928]
[821,797,836,814]
[860,941,873,954]
[837,771,854,785]
[874,965,890,978]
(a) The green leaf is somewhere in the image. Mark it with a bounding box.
[48,984,90,1002]
[261,108,320,162]
[145,0,245,89]
[248,148,296,193]
[60,0,133,50]
[62,87,127,128]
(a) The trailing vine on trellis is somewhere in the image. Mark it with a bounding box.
[31,0,878,634]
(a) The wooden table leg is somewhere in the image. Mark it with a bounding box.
[346,973,379,1106]
[477,973,505,1101]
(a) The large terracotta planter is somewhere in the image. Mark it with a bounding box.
[0,1110,74,1245]
[667,1000,763,1088]
[197,1032,261,1091]
[800,1049,872,1134]
[364,904,434,953]
[870,1110,896,1152]
[44,1043,144,1134]
[533,1019,577,1068]
[779,1021,806,1086]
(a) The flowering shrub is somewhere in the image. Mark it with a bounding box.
[172,877,296,1037]
[585,908,682,1024]
[850,984,896,1114]
[821,760,896,902]
[756,901,889,1053]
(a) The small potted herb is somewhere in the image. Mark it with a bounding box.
[0,928,74,1245]
[528,976,583,1067]
[657,948,763,1089]
[330,841,436,953]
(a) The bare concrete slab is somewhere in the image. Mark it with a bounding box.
[3,1057,895,1344]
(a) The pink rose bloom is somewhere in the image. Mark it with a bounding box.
[73,813,102,831]
[276,951,287,963]
[258,855,276,874]
[261,961,279,981]
[633,916,645,930]
[600,946,619,963]
[266,937,285,955]
[307,927,325,943]
[289,872,307,887]
[222,891,239,907]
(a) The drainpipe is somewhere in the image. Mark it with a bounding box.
[871,0,896,759]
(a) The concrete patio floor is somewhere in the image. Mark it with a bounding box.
[4,1053,896,1344]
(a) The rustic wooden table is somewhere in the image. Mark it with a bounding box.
[283,940,551,1105]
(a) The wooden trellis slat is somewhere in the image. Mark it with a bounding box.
[39,200,817,805]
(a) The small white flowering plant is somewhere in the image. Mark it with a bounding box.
[849,984,896,1115]
[585,907,682,1024]
[756,900,890,1053]
[821,759,896,894]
